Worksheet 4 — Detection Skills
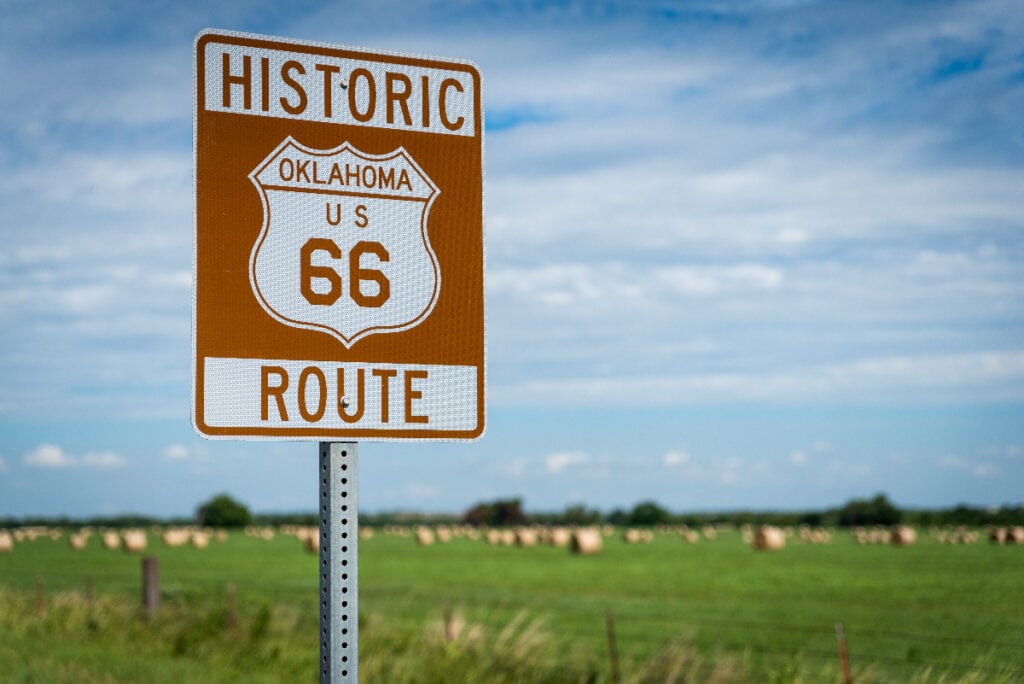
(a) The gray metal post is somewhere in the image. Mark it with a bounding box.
[320,442,358,683]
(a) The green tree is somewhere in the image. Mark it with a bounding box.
[462,498,526,527]
[196,493,252,528]
[836,493,901,527]
[627,500,671,526]
[562,503,602,526]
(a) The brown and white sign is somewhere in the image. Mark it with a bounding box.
[193,30,484,440]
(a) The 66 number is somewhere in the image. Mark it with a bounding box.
[300,238,390,308]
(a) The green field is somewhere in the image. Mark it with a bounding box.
[1,527,1022,682]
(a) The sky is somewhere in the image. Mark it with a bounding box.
[1,0,1022,519]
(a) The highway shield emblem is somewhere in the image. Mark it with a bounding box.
[249,137,441,348]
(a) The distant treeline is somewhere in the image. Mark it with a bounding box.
[3,493,1023,530]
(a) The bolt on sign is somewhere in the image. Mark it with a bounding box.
[193,30,484,440]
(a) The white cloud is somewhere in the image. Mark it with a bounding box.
[21,443,126,469]
[404,482,441,502]
[939,454,968,470]
[790,441,832,466]
[81,451,127,469]
[23,444,77,469]
[495,351,1024,407]
[972,463,1000,479]
[499,459,528,478]
[545,451,590,474]
[939,454,1001,479]
[664,450,690,467]
[163,444,191,461]
[1004,446,1024,460]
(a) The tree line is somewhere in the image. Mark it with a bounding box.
[368,493,1024,529]
[3,493,1023,530]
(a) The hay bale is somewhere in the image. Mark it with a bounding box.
[989,527,1007,545]
[1007,527,1024,545]
[416,527,435,546]
[623,528,653,544]
[623,528,642,544]
[190,530,212,549]
[515,528,538,547]
[753,526,785,551]
[121,529,147,553]
[101,530,121,550]
[570,527,603,555]
[68,532,89,550]
[0,530,13,553]
[891,526,917,546]
[958,529,979,544]
[548,527,572,547]
[162,528,190,547]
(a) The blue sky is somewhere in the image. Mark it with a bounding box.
[1,0,1022,518]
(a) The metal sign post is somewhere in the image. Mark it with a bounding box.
[320,442,358,682]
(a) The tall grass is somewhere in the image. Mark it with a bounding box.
[1,528,1022,682]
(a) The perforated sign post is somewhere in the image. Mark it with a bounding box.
[193,30,483,682]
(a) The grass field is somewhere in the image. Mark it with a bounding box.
[1,526,1022,682]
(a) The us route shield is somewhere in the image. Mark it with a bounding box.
[250,137,441,348]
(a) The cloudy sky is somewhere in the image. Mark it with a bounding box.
[1,1,1022,519]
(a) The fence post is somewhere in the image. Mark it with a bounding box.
[444,601,455,643]
[835,622,853,684]
[606,608,621,684]
[35,576,45,618]
[227,581,238,630]
[142,556,159,619]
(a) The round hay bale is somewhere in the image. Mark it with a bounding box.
[121,529,147,553]
[623,528,644,544]
[515,528,538,547]
[162,528,190,547]
[989,527,1007,545]
[891,526,917,546]
[0,530,14,553]
[753,526,785,551]
[1006,526,1024,545]
[191,530,212,549]
[570,527,603,555]
[416,527,435,546]
[101,530,121,550]
[549,527,572,547]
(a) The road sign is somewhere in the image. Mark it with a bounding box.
[193,30,484,440]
